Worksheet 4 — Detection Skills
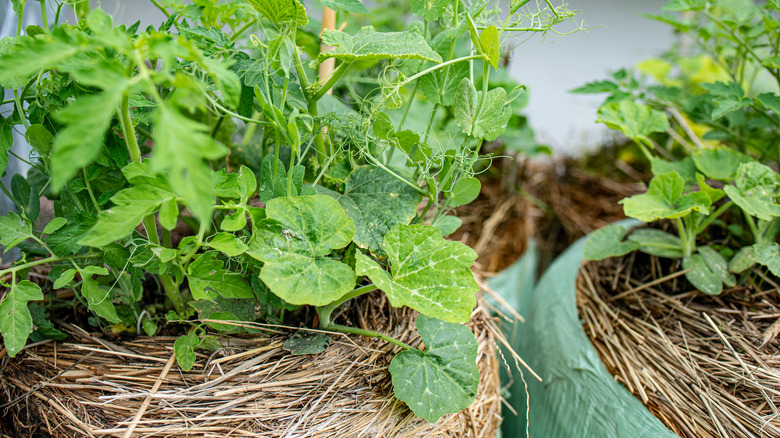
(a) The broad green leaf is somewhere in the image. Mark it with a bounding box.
[389,315,479,423]
[411,0,448,21]
[81,277,122,323]
[42,217,68,235]
[0,281,43,357]
[650,157,696,184]
[283,331,332,355]
[248,0,308,26]
[46,222,92,256]
[355,224,478,323]
[729,245,756,273]
[473,88,510,141]
[683,254,723,295]
[0,212,34,253]
[696,173,725,204]
[258,154,305,203]
[52,269,77,289]
[318,27,442,63]
[419,60,468,107]
[220,211,248,232]
[187,252,254,301]
[174,332,199,371]
[152,102,227,223]
[583,224,640,261]
[159,199,179,231]
[480,26,500,69]
[691,147,752,181]
[215,172,240,199]
[319,0,371,14]
[448,177,481,207]
[701,81,749,119]
[755,244,780,277]
[627,228,683,258]
[206,232,249,257]
[723,162,780,221]
[247,195,357,306]
[596,100,670,144]
[620,172,711,222]
[315,167,420,255]
[79,185,176,247]
[238,165,257,202]
[698,246,736,287]
[434,215,462,236]
[25,124,53,156]
[454,78,477,135]
[51,88,126,189]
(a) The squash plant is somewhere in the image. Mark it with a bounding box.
[580,0,780,296]
[0,0,579,423]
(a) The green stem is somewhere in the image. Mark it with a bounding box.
[240,111,262,145]
[696,201,733,234]
[676,217,691,258]
[119,92,141,162]
[397,79,420,131]
[149,0,171,18]
[162,227,172,249]
[0,254,94,277]
[744,210,761,245]
[325,323,414,350]
[385,55,484,106]
[286,148,296,197]
[83,168,101,212]
[13,90,29,129]
[312,62,352,102]
[143,215,160,246]
[39,0,49,32]
[230,18,258,42]
[160,273,184,314]
[363,154,428,197]
[317,283,375,328]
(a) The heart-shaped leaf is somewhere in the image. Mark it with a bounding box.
[583,224,640,261]
[389,315,479,423]
[683,254,723,295]
[355,224,478,323]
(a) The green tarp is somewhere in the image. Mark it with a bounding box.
[492,224,677,438]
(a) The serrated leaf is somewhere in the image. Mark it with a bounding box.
[683,254,723,295]
[187,252,254,301]
[42,217,68,235]
[620,172,711,222]
[46,222,92,256]
[454,78,477,135]
[627,228,683,258]
[729,245,756,273]
[174,332,199,371]
[248,0,308,26]
[206,232,249,257]
[319,0,371,14]
[698,246,736,287]
[419,60,468,107]
[696,173,725,204]
[650,157,696,185]
[480,26,500,69]
[247,195,357,306]
[701,81,749,119]
[389,315,479,423]
[758,92,780,115]
[0,212,34,253]
[755,244,780,277]
[79,184,176,247]
[724,162,780,221]
[283,331,332,355]
[152,102,227,224]
[318,27,442,63]
[81,277,122,323]
[51,88,126,189]
[411,0,447,20]
[596,100,670,144]
[315,167,420,254]
[0,35,80,88]
[570,80,619,94]
[692,147,752,181]
[583,224,640,261]
[355,224,478,323]
[449,177,481,207]
[0,281,43,357]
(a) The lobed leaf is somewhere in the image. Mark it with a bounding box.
[319,0,371,14]
[596,100,670,144]
[411,0,447,20]
[318,27,442,63]
[620,172,711,222]
[389,315,479,423]
[723,162,780,221]
[691,147,751,181]
[355,224,478,323]
[248,0,308,26]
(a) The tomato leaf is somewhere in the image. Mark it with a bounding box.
[389,315,479,423]
[355,224,478,323]
[174,332,199,371]
[0,281,44,357]
[0,212,35,253]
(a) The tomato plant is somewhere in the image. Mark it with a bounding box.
[0,0,580,422]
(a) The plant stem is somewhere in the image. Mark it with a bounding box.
[676,217,691,258]
[696,201,733,234]
[160,273,184,314]
[83,168,101,212]
[397,78,420,131]
[119,92,141,162]
[312,62,352,101]
[387,55,484,105]
[143,215,160,246]
[316,283,376,328]
[13,90,30,129]
[230,18,258,42]
[149,0,171,18]
[363,154,429,197]
[0,254,94,277]
[744,210,761,245]
[326,323,414,350]
[39,0,49,32]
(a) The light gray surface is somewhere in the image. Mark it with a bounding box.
[508,0,674,155]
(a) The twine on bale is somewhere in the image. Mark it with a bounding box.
[577,255,780,438]
[0,293,504,438]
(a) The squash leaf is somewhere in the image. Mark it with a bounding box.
[621,172,711,222]
[724,162,780,221]
[583,224,640,261]
[318,26,442,63]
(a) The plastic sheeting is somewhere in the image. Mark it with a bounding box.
[491,223,677,438]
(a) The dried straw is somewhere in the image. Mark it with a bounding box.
[0,293,503,437]
[578,255,780,438]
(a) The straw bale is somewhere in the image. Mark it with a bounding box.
[578,255,780,438]
[0,293,502,438]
